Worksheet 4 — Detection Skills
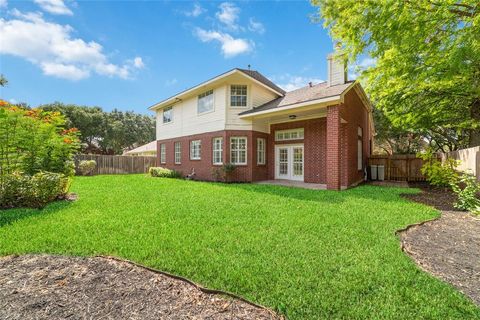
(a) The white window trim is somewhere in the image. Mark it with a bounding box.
[230,136,247,165]
[212,137,223,165]
[229,84,248,108]
[257,138,266,165]
[190,140,201,160]
[358,126,363,171]
[275,128,304,141]
[160,143,166,164]
[174,142,181,164]
[197,89,215,115]
[162,106,173,124]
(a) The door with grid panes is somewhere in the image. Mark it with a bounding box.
[275,145,304,181]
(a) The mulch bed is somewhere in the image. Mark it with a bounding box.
[399,184,480,306]
[0,255,280,320]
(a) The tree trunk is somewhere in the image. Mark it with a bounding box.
[469,99,480,147]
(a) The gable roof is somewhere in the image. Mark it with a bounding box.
[239,81,355,116]
[149,68,284,111]
[123,140,157,155]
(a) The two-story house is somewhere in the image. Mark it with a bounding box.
[149,52,374,190]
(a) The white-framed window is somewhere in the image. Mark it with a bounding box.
[163,106,173,124]
[230,85,247,107]
[190,140,201,160]
[275,128,304,141]
[358,126,363,171]
[230,137,247,165]
[198,89,214,114]
[174,142,181,164]
[257,138,266,165]
[212,137,223,165]
[160,143,166,164]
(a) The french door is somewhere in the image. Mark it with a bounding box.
[275,144,304,181]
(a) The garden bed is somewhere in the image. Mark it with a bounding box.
[0,255,279,320]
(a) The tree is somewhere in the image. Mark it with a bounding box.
[313,0,480,149]
[39,103,155,154]
[0,74,7,87]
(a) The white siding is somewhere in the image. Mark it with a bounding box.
[156,86,227,140]
[328,55,346,86]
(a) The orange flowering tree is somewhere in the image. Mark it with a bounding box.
[0,100,80,177]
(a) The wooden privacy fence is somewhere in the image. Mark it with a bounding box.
[75,154,157,175]
[368,154,427,182]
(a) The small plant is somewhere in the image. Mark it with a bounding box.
[149,167,182,179]
[451,172,480,214]
[78,160,96,176]
[418,149,459,188]
[222,163,236,183]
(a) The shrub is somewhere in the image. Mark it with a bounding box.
[211,163,237,182]
[0,171,70,209]
[149,167,182,179]
[418,149,459,187]
[451,173,480,214]
[78,160,96,176]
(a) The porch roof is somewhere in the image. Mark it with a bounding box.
[239,81,355,118]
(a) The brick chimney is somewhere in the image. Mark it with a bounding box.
[327,43,347,87]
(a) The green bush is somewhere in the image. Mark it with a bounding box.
[0,171,70,209]
[149,167,182,179]
[451,173,480,214]
[78,160,96,176]
[418,149,459,187]
[211,163,237,182]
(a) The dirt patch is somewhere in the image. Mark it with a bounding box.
[0,255,280,320]
[399,211,480,305]
[402,185,459,211]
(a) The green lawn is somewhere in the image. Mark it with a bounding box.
[1,175,479,319]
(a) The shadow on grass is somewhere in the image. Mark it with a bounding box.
[0,200,72,228]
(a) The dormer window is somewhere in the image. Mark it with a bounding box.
[198,89,214,114]
[163,106,173,123]
[230,85,247,107]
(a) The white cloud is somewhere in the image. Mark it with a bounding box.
[348,57,376,79]
[248,18,265,34]
[216,2,241,31]
[0,10,143,80]
[184,3,205,17]
[165,78,178,86]
[0,0,7,8]
[9,98,17,104]
[274,74,325,91]
[34,0,73,16]
[195,28,253,58]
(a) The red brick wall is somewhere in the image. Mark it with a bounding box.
[156,130,268,182]
[340,88,371,186]
[269,118,327,184]
[326,105,342,190]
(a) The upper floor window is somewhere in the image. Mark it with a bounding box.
[163,106,173,124]
[174,142,181,164]
[257,138,266,165]
[160,143,166,164]
[230,137,247,165]
[212,137,223,165]
[230,85,247,107]
[275,128,304,141]
[190,140,201,160]
[198,90,214,114]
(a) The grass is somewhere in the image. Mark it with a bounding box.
[1,175,479,319]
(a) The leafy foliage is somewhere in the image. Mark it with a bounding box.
[211,163,237,182]
[0,171,69,209]
[0,101,80,177]
[451,173,480,213]
[149,167,182,178]
[418,149,459,187]
[39,102,155,155]
[313,0,480,150]
[78,160,96,176]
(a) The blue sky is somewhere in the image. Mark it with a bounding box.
[0,0,350,114]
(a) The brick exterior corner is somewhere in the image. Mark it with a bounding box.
[326,105,342,190]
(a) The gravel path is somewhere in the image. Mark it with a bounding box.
[399,211,480,305]
[0,255,280,320]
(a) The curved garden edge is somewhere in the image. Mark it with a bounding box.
[0,254,282,320]
[396,209,480,306]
